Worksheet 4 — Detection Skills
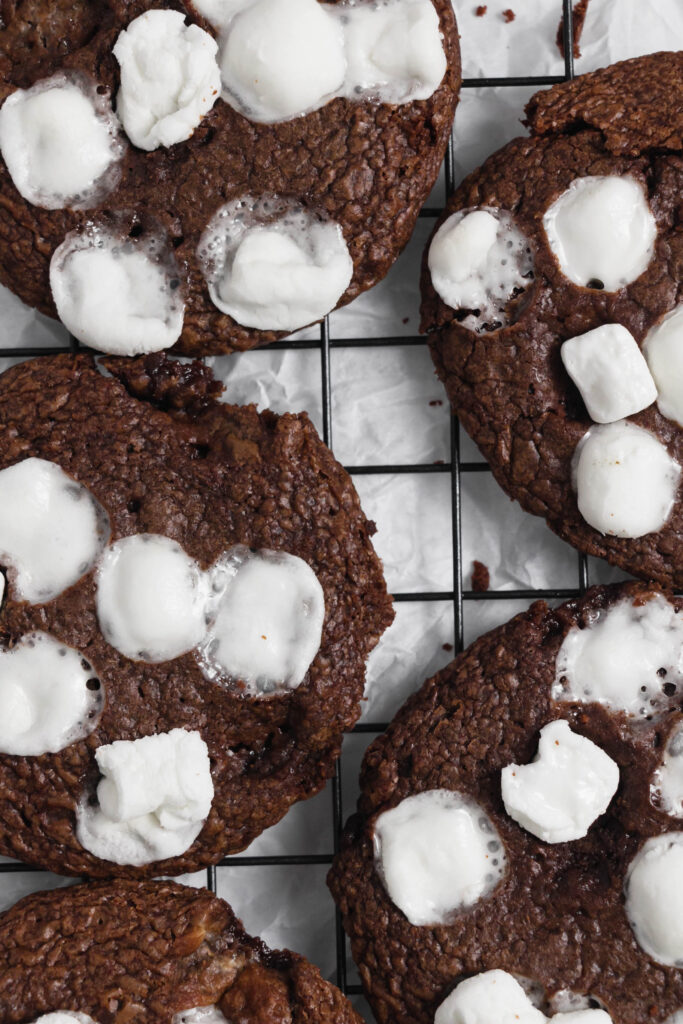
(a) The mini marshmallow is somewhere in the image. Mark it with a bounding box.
[50,224,185,355]
[651,721,683,817]
[428,208,534,332]
[31,1016,98,1024]
[643,305,683,426]
[553,594,683,718]
[0,73,123,210]
[96,534,211,662]
[198,195,353,331]
[114,10,221,150]
[501,720,619,844]
[434,970,546,1024]
[0,633,103,756]
[573,420,680,537]
[173,1009,229,1024]
[561,324,656,423]
[373,789,506,927]
[198,546,325,694]
[625,833,683,966]
[76,728,213,865]
[543,175,656,291]
[341,0,447,103]
[0,457,109,604]
[219,0,346,121]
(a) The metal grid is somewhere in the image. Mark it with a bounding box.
[0,0,586,1011]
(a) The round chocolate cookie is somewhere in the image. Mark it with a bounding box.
[0,877,361,1024]
[420,52,683,587]
[0,0,460,357]
[0,352,393,877]
[329,582,683,1024]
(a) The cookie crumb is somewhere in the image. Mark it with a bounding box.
[402,316,410,324]
[429,399,443,407]
[471,559,490,592]
[502,8,515,21]
[475,4,487,14]
[442,642,454,652]
[556,0,590,59]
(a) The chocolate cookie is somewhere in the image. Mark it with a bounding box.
[0,877,361,1024]
[420,52,683,587]
[329,582,683,1024]
[0,352,393,877]
[0,0,460,357]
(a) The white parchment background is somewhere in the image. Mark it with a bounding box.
[0,1,680,1018]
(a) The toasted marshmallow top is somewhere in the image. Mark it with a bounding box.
[0,633,103,756]
[553,594,683,719]
[198,194,352,331]
[50,224,185,355]
[96,534,211,662]
[501,720,619,844]
[625,833,683,966]
[643,305,683,427]
[373,789,506,926]
[0,457,109,604]
[0,72,124,209]
[114,9,221,150]
[543,175,656,291]
[573,420,679,538]
[76,728,213,865]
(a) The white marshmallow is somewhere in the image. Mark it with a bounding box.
[218,0,345,121]
[50,224,185,355]
[198,546,325,695]
[173,1009,229,1024]
[0,457,109,604]
[114,10,221,150]
[199,195,353,331]
[663,1014,683,1024]
[373,789,506,927]
[549,1014,612,1023]
[76,728,213,865]
[32,1016,98,1024]
[651,721,683,817]
[543,175,656,291]
[573,420,679,537]
[434,970,546,1024]
[625,833,683,966]
[553,594,683,719]
[643,305,683,426]
[549,993,610,1018]
[0,73,123,210]
[428,208,534,332]
[0,633,103,756]
[341,0,446,104]
[561,324,657,424]
[96,534,211,663]
[501,720,619,844]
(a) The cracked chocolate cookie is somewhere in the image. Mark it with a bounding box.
[0,352,393,877]
[0,877,362,1024]
[0,0,460,356]
[329,582,683,1024]
[420,52,683,587]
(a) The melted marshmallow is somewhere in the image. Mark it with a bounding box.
[0,457,109,604]
[549,993,610,1017]
[553,594,683,718]
[543,175,656,291]
[561,324,656,424]
[573,420,680,538]
[0,633,103,756]
[31,1015,98,1024]
[76,728,213,865]
[643,305,683,426]
[196,0,446,122]
[114,10,221,150]
[50,224,185,355]
[501,720,619,844]
[96,534,211,662]
[199,546,325,695]
[434,971,546,1024]
[651,721,683,817]
[625,833,683,966]
[549,1015,612,1023]
[428,208,534,332]
[0,73,123,210]
[173,1009,229,1024]
[198,194,353,331]
[373,789,506,927]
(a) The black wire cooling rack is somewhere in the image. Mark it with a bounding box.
[0,0,590,1012]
